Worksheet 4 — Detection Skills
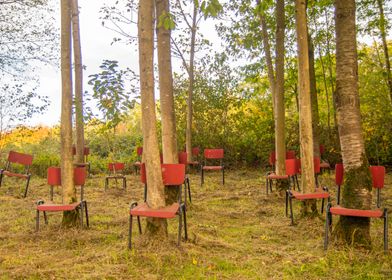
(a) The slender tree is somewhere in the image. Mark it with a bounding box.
[295,0,316,214]
[60,0,77,225]
[71,0,85,164]
[333,0,372,246]
[138,0,168,236]
[256,0,286,188]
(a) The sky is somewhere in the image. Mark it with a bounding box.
[29,0,220,127]
[30,0,139,127]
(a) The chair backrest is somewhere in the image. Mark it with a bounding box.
[108,162,125,172]
[285,159,297,176]
[140,163,185,186]
[335,163,344,186]
[319,144,325,155]
[314,157,321,174]
[72,146,89,156]
[370,166,385,189]
[140,163,147,184]
[47,167,86,186]
[178,152,188,165]
[7,151,33,166]
[192,147,200,157]
[162,164,185,186]
[136,147,143,157]
[269,151,276,166]
[286,150,296,159]
[204,149,224,159]
[295,158,301,174]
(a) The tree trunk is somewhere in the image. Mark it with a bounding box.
[274,0,287,191]
[60,0,77,226]
[138,0,168,237]
[156,0,179,204]
[295,0,316,202]
[71,0,85,164]
[376,0,392,104]
[333,0,372,247]
[185,4,197,163]
[308,35,320,158]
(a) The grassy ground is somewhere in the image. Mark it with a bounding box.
[0,168,391,279]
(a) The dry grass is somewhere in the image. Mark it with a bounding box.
[0,168,391,279]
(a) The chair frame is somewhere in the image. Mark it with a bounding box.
[105,162,127,191]
[134,147,143,174]
[128,164,188,249]
[266,159,299,195]
[178,152,192,203]
[200,149,225,185]
[0,150,33,198]
[324,165,389,253]
[35,167,89,231]
[73,146,91,175]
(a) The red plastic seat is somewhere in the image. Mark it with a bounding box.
[286,150,296,159]
[128,163,188,249]
[324,165,388,253]
[35,167,89,231]
[72,146,91,175]
[105,162,127,190]
[335,163,344,204]
[133,147,143,174]
[0,150,33,198]
[266,159,298,194]
[201,149,225,185]
[178,152,192,203]
[285,157,330,225]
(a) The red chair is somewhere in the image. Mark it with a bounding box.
[128,163,188,249]
[286,157,329,225]
[133,147,143,174]
[201,149,224,185]
[266,159,298,194]
[0,151,33,197]
[36,167,89,231]
[324,166,388,253]
[105,162,127,191]
[73,146,91,175]
[286,150,296,159]
[268,151,276,170]
[178,152,192,202]
[335,163,344,204]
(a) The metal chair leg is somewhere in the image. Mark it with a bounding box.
[84,201,89,228]
[183,204,188,240]
[324,206,330,250]
[50,186,54,201]
[128,214,133,249]
[285,190,289,216]
[187,177,192,203]
[289,194,294,225]
[123,178,127,190]
[137,216,142,234]
[105,178,108,191]
[266,178,269,195]
[321,198,325,213]
[0,172,3,187]
[337,185,341,205]
[43,211,48,224]
[222,168,225,185]
[79,204,84,228]
[24,176,31,198]
[201,168,204,185]
[178,209,183,246]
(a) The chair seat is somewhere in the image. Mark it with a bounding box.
[188,161,199,165]
[267,173,289,180]
[202,166,223,170]
[320,162,330,169]
[290,188,329,200]
[2,170,29,178]
[130,203,179,218]
[74,162,90,167]
[37,202,81,212]
[330,206,383,218]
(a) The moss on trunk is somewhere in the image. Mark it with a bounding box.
[146,217,168,238]
[62,208,80,227]
[165,187,179,205]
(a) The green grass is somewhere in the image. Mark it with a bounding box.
[0,169,391,279]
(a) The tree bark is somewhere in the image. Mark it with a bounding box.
[274,0,286,181]
[376,0,392,104]
[71,0,85,164]
[156,0,179,204]
[138,0,168,236]
[308,35,320,158]
[60,0,77,225]
[185,3,197,163]
[295,0,316,196]
[333,0,372,247]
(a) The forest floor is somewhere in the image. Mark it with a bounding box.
[0,168,391,279]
